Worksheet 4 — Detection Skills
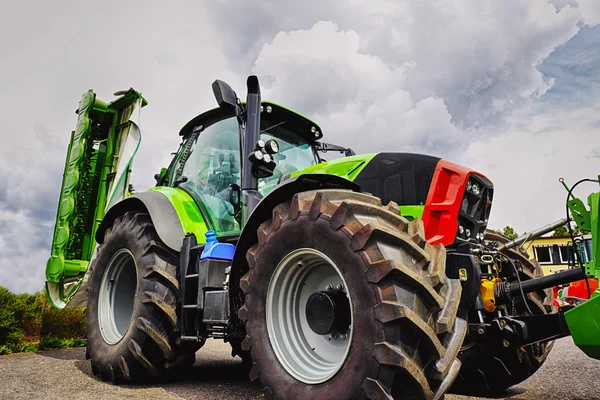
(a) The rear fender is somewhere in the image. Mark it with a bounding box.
[97,188,209,250]
[65,187,208,309]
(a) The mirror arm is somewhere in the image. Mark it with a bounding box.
[315,142,355,157]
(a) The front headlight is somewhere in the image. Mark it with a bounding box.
[265,139,279,154]
[253,150,264,161]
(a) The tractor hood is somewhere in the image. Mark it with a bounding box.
[291,154,377,182]
[293,152,493,247]
[291,152,441,218]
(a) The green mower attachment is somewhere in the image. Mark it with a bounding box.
[564,179,600,359]
[45,88,146,308]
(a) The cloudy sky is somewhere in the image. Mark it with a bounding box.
[1,0,599,294]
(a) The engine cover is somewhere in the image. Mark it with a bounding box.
[353,152,493,246]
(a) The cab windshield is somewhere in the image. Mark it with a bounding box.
[179,116,318,235]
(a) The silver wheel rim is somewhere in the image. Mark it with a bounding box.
[98,249,138,345]
[266,248,353,384]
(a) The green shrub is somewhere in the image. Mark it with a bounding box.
[16,342,38,352]
[39,336,86,350]
[0,287,18,342]
[39,335,68,350]
[19,293,46,340]
[0,286,87,354]
[40,306,86,339]
[64,338,87,348]
[5,330,25,346]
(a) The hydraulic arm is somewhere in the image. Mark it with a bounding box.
[481,177,600,359]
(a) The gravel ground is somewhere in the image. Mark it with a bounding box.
[0,337,598,400]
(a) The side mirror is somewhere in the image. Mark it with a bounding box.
[154,167,168,184]
[228,183,242,218]
[212,80,238,110]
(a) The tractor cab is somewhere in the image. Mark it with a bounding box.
[160,102,324,235]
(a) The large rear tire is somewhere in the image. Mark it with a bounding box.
[86,211,198,384]
[450,231,554,395]
[238,190,467,399]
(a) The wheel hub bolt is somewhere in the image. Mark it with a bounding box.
[340,333,347,340]
[337,283,344,291]
[326,284,333,290]
[477,327,485,335]
[328,333,337,340]
[503,339,510,348]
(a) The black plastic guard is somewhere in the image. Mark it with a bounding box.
[353,152,440,206]
[446,244,483,320]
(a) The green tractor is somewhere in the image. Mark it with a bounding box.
[46,76,600,399]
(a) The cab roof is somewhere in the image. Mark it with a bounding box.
[178,101,323,143]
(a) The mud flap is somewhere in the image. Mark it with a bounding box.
[45,89,146,308]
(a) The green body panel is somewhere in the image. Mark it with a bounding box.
[398,205,425,221]
[291,155,426,219]
[583,191,599,279]
[567,188,600,288]
[565,295,600,359]
[147,186,209,243]
[565,181,600,359]
[46,89,146,308]
[291,153,377,181]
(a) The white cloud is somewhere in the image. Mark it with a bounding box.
[575,0,600,25]
[0,209,51,294]
[212,0,587,125]
[0,0,599,293]
[0,1,236,293]
[249,1,585,157]
[247,6,599,234]
[463,102,600,234]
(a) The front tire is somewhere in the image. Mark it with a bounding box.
[86,211,197,384]
[239,190,466,399]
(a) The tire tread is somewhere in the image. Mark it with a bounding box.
[86,211,199,384]
[239,189,464,399]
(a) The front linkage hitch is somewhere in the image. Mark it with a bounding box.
[471,305,574,350]
[474,176,600,357]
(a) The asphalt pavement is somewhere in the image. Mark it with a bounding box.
[0,337,598,400]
